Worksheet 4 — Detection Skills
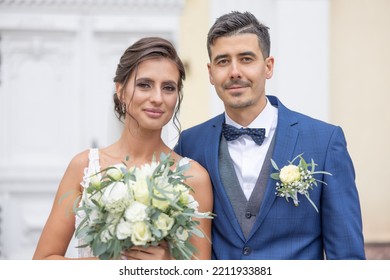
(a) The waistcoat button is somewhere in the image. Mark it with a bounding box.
[242,246,252,256]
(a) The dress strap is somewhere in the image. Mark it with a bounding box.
[88,148,100,174]
[81,148,101,188]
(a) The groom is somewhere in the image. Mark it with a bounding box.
[174,11,365,259]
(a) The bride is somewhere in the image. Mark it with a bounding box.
[32,37,213,260]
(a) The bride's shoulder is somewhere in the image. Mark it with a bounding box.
[65,149,91,172]
[177,157,210,183]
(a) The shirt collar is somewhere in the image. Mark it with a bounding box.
[224,97,278,137]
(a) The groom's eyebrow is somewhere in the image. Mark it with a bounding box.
[213,54,229,62]
[213,51,257,62]
[238,51,257,58]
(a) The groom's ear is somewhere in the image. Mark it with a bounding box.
[265,56,275,79]
[207,63,215,85]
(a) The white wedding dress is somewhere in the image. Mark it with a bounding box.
[75,148,101,258]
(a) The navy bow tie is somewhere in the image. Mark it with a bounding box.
[222,123,266,145]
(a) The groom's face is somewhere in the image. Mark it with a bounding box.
[207,33,274,117]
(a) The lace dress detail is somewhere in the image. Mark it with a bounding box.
[75,148,101,258]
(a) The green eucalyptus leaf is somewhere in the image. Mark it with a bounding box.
[270,159,279,171]
[270,173,280,180]
[190,227,205,238]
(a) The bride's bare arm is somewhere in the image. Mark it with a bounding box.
[185,160,213,260]
[32,150,98,260]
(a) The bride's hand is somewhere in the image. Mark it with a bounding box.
[121,241,173,260]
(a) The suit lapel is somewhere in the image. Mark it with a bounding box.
[247,96,299,240]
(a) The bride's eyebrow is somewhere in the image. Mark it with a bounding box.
[135,77,154,83]
[162,80,178,86]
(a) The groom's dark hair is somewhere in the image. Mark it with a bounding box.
[207,11,271,60]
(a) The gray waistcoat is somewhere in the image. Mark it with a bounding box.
[218,135,275,239]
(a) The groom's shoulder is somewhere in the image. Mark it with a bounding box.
[296,111,338,133]
[273,96,338,132]
[182,114,223,134]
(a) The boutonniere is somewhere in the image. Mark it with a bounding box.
[270,154,332,213]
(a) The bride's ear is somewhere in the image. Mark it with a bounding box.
[115,82,123,101]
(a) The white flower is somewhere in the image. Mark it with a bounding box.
[271,154,332,213]
[106,165,125,181]
[153,213,174,237]
[100,224,116,243]
[176,184,190,205]
[116,219,132,240]
[132,180,150,205]
[135,162,159,180]
[82,187,102,208]
[90,174,102,188]
[88,208,103,223]
[101,181,132,213]
[187,194,199,211]
[152,194,170,211]
[279,164,301,184]
[152,186,176,211]
[178,157,191,167]
[175,226,189,241]
[124,201,148,222]
[131,221,152,246]
[74,153,214,260]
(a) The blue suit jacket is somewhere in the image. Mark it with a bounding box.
[174,96,365,260]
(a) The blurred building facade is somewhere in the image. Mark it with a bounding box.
[0,0,185,259]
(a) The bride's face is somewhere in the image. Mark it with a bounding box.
[117,57,179,132]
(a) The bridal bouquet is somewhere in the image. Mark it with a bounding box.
[270,154,332,213]
[74,153,213,260]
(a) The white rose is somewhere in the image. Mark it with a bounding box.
[152,184,177,211]
[175,226,189,241]
[116,219,132,240]
[132,180,150,205]
[106,165,125,181]
[152,190,171,211]
[279,164,301,184]
[176,184,190,205]
[101,181,132,213]
[124,201,148,222]
[131,221,152,246]
[90,174,102,188]
[153,213,174,237]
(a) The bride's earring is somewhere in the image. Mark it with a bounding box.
[121,102,126,114]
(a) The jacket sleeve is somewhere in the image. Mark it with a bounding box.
[322,126,365,259]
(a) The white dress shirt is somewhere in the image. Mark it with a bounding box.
[224,97,278,200]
